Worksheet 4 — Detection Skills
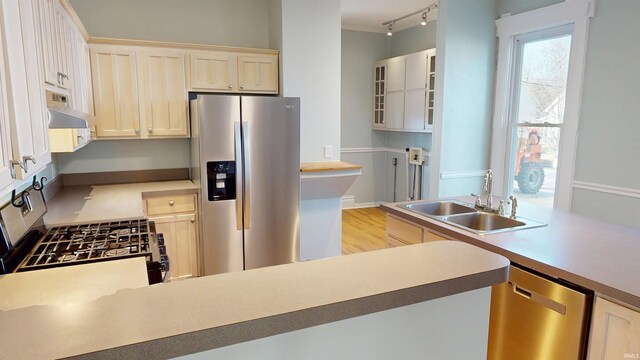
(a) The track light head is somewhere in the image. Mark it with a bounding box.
[420,12,427,26]
[387,23,393,36]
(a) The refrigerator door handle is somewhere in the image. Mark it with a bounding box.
[234,121,243,231]
[242,121,250,229]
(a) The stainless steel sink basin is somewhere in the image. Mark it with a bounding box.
[443,212,546,235]
[397,199,547,235]
[400,200,477,217]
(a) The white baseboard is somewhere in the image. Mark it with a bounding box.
[341,196,383,209]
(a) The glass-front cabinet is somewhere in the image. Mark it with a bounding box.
[372,48,436,133]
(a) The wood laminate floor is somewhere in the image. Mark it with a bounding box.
[342,207,387,255]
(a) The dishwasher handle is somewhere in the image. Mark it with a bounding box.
[510,281,567,315]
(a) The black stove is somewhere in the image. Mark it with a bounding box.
[0,187,169,284]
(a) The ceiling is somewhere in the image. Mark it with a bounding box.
[341,0,437,33]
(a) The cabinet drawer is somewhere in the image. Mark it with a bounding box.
[146,195,195,216]
[386,215,422,245]
[386,235,410,248]
[423,229,449,242]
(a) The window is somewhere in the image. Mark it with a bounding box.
[490,0,595,211]
[508,26,572,208]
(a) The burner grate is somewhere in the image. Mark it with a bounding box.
[18,218,154,271]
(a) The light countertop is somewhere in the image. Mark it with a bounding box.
[0,241,508,359]
[43,180,198,226]
[382,197,640,308]
[0,257,148,311]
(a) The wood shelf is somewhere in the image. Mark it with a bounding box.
[300,161,363,173]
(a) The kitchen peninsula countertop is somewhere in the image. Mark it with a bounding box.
[43,180,198,226]
[382,197,640,308]
[0,241,508,359]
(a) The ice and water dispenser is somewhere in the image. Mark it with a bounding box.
[207,161,236,201]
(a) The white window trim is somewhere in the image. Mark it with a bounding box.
[490,0,596,211]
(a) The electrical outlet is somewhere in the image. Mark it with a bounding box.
[324,145,333,159]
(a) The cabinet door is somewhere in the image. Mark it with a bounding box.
[188,51,235,91]
[90,46,140,137]
[152,214,198,280]
[138,49,188,137]
[588,297,640,359]
[386,92,404,129]
[2,0,51,179]
[404,51,427,90]
[237,55,278,93]
[386,215,423,245]
[0,38,14,190]
[54,3,71,89]
[386,56,405,92]
[404,90,426,130]
[32,0,59,86]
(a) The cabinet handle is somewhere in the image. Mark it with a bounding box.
[240,85,244,89]
[9,160,24,179]
[22,156,36,173]
[148,128,153,135]
[190,218,195,223]
[227,85,233,89]
[169,200,175,206]
[134,129,140,135]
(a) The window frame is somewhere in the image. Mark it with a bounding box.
[490,0,595,211]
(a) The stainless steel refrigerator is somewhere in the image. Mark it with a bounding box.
[190,95,300,276]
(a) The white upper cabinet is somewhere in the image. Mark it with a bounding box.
[32,0,59,86]
[0,32,14,191]
[386,56,406,92]
[1,0,51,180]
[373,49,436,133]
[90,46,140,138]
[138,48,188,137]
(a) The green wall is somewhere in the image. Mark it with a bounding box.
[571,0,640,227]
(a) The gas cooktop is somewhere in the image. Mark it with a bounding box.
[19,219,158,272]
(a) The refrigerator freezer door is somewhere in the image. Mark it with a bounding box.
[196,95,245,275]
[241,97,300,270]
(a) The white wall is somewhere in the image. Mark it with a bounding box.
[274,0,343,260]
[430,0,497,198]
[280,0,341,163]
[179,287,492,360]
[69,0,270,48]
[55,139,190,173]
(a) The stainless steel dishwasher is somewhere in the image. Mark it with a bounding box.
[488,264,592,359]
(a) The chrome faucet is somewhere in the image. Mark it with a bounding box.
[484,170,493,210]
[509,195,518,219]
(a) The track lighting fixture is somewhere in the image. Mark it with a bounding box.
[382,2,437,33]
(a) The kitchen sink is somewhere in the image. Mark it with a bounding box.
[444,212,547,235]
[400,200,477,217]
[397,200,547,235]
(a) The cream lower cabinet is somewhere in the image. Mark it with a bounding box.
[386,214,449,248]
[146,194,199,280]
[588,297,640,359]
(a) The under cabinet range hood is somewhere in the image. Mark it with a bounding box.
[46,90,88,129]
